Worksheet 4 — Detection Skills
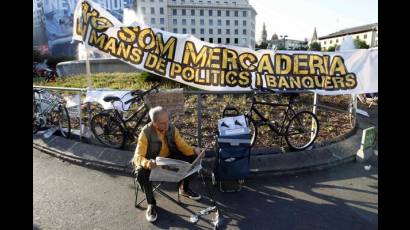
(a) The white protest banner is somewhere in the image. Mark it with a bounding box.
[63,94,81,117]
[84,89,133,112]
[73,0,378,95]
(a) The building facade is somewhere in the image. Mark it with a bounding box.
[33,0,48,46]
[137,0,257,48]
[267,33,307,50]
[315,23,378,51]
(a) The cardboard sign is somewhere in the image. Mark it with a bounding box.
[144,88,185,115]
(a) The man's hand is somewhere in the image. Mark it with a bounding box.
[147,160,157,169]
[194,147,203,155]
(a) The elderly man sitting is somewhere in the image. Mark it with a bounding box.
[132,106,203,222]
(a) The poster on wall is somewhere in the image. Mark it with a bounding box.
[42,0,134,56]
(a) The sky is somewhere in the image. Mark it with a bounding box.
[249,0,378,42]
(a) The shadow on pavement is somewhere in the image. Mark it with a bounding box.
[206,160,378,230]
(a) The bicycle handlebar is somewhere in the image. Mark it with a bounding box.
[250,85,276,94]
[124,83,161,105]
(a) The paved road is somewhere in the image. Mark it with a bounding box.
[34,147,378,230]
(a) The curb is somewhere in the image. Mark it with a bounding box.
[33,120,363,178]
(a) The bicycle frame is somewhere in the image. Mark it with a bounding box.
[34,91,62,124]
[246,93,297,136]
[110,103,150,136]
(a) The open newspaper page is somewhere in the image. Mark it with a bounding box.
[149,150,206,182]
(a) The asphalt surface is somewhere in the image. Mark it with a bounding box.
[33,146,378,230]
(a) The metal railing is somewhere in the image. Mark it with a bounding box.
[33,85,356,147]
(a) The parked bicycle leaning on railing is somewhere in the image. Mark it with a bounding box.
[90,84,161,149]
[33,88,71,137]
[223,86,319,151]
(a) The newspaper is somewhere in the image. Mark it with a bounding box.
[149,150,206,182]
[218,115,250,136]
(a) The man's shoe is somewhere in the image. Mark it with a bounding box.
[179,188,202,201]
[146,204,157,222]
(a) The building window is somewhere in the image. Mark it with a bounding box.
[200,19,204,25]
[226,11,230,16]
[243,11,247,17]
[330,40,333,44]
[235,20,238,26]
[217,20,222,26]
[151,8,155,14]
[173,19,177,25]
[217,10,221,16]
[226,38,230,43]
[209,28,213,34]
[235,38,238,44]
[243,20,246,26]
[226,20,230,26]
[200,38,205,41]
[356,35,359,39]
[191,19,195,25]
[182,19,186,25]
[181,0,185,2]
[324,41,326,45]
[173,9,177,15]
[173,28,178,33]
[151,18,156,24]
[234,11,238,17]
[160,8,164,14]
[183,28,187,33]
[150,0,153,2]
[161,27,165,30]
[336,38,338,43]
[234,29,238,34]
[191,9,195,16]
[218,28,222,34]
[218,38,222,43]
[209,19,213,26]
[200,28,204,34]
[200,9,204,16]
[364,34,367,39]
[243,29,246,35]
[226,29,230,34]
[182,9,186,15]
[160,0,163,2]
[242,38,247,44]
[209,38,213,43]
[160,18,165,24]
[191,28,196,34]
[209,10,213,16]
[141,7,146,13]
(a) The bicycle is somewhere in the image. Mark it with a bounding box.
[33,88,71,138]
[90,84,160,149]
[223,86,319,151]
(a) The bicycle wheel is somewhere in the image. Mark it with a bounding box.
[245,116,257,147]
[57,105,71,138]
[91,113,125,148]
[33,102,41,134]
[285,111,319,151]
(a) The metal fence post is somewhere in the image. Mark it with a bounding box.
[349,94,357,128]
[78,92,83,141]
[312,93,318,115]
[197,93,202,148]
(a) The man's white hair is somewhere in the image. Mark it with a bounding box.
[149,106,168,122]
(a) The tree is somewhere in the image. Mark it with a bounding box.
[354,39,370,49]
[326,45,341,52]
[256,41,269,49]
[309,42,321,51]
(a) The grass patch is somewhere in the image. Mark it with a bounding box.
[33,72,194,90]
